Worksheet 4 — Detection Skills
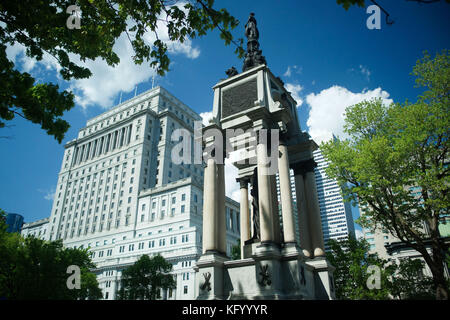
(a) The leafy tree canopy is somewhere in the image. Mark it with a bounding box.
[0,0,243,142]
[117,254,176,300]
[321,50,450,299]
[326,237,393,300]
[231,239,241,260]
[327,237,435,300]
[0,213,102,300]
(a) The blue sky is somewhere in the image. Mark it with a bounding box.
[1,0,449,231]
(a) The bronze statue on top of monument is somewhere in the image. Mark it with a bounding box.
[243,13,266,72]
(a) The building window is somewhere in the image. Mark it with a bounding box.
[183,286,188,294]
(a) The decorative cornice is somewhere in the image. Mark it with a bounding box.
[65,108,156,148]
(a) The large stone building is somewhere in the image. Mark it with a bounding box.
[362,196,450,278]
[21,217,49,239]
[22,86,240,299]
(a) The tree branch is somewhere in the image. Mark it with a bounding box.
[370,0,394,25]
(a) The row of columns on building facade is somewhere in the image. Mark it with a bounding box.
[201,139,325,259]
[72,124,133,166]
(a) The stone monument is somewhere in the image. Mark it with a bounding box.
[194,13,335,300]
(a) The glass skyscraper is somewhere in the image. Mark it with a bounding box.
[275,147,355,251]
[313,149,355,251]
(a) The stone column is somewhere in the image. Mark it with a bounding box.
[270,173,281,244]
[293,166,311,257]
[202,158,218,253]
[238,178,251,258]
[217,162,226,255]
[278,143,296,244]
[117,129,123,148]
[256,142,274,243]
[303,165,325,257]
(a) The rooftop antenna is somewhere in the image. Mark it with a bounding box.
[119,91,123,104]
[134,85,138,97]
[152,73,156,89]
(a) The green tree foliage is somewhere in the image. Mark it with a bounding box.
[388,259,435,300]
[231,239,241,260]
[336,0,365,10]
[326,237,392,299]
[79,268,104,300]
[0,0,243,142]
[327,237,435,300]
[117,254,176,300]
[0,212,102,299]
[321,50,450,299]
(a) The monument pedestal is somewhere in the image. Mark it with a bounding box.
[306,257,336,300]
[220,243,315,299]
[194,252,229,300]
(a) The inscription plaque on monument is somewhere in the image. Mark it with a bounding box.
[221,78,257,118]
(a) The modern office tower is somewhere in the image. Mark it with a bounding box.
[313,149,355,251]
[275,148,355,250]
[21,217,49,239]
[41,86,240,299]
[5,213,24,233]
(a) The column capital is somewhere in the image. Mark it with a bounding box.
[291,158,317,176]
[236,177,251,188]
[279,138,288,147]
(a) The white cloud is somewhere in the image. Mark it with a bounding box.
[38,187,56,201]
[305,85,393,144]
[5,8,201,110]
[285,83,304,106]
[359,65,371,81]
[284,66,292,77]
[224,158,240,202]
[283,65,302,77]
[349,65,371,81]
[199,111,213,126]
[68,33,156,109]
